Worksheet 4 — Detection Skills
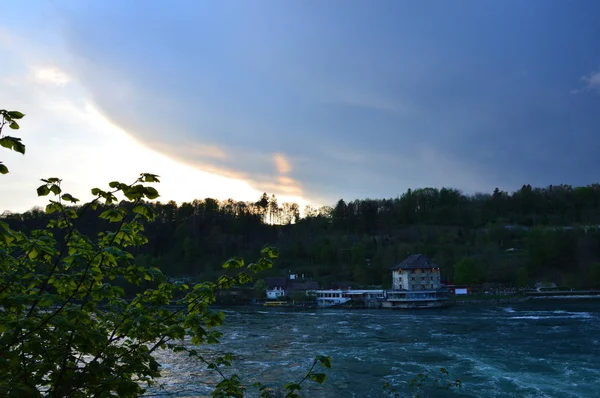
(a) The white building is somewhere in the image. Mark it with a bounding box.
[265,277,287,299]
[266,287,285,299]
[390,254,441,291]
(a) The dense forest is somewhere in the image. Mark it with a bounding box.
[3,184,600,289]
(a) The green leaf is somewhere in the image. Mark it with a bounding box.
[57,218,71,229]
[49,185,61,195]
[284,382,302,392]
[45,201,62,214]
[37,185,50,196]
[99,208,124,222]
[317,355,332,368]
[28,248,39,260]
[223,258,244,269]
[66,209,78,218]
[217,275,235,289]
[143,186,160,200]
[132,205,155,220]
[7,111,25,119]
[0,163,8,174]
[238,272,253,285]
[261,246,279,259]
[141,173,160,183]
[0,136,26,154]
[13,141,25,154]
[309,373,327,384]
[9,121,19,130]
[0,221,14,245]
[61,193,80,203]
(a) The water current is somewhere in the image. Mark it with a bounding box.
[148,299,600,397]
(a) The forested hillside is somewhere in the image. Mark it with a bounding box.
[4,185,600,289]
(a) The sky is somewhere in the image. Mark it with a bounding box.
[1,0,600,213]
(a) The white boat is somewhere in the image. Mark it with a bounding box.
[312,288,450,309]
[381,289,451,309]
[312,289,386,308]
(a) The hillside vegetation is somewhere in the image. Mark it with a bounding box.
[4,185,600,289]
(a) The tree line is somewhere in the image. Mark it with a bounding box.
[4,184,600,289]
[320,184,600,233]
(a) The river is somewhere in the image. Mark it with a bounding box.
[147,299,600,397]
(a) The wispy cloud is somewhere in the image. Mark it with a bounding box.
[582,70,600,93]
[0,30,306,211]
[273,153,292,174]
[572,69,600,94]
[150,141,228,161]
[266,153,304,197]
[32,66,71,86]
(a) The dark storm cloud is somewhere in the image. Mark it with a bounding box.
[55,0,600,202]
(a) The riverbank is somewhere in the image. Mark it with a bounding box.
[453,292,600,305]
[230,291,600,309]
[452,294,530,304]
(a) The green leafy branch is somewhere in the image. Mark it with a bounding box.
[0,108,332,397]
[0,109,25,174]
[0,172,285,397]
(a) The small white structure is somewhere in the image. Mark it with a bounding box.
[265,277,287,299]
[266,287,285,299]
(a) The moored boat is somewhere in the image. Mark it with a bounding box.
[381,289,451,309]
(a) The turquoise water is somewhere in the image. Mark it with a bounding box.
[149,300,600,397]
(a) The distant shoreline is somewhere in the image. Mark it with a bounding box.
[453,296,529,305]
[219,292,600,309]
[453,294,600,305]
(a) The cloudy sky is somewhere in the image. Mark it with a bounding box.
[1,1,600,213]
